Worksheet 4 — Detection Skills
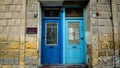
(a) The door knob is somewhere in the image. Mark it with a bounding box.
[73,46,76,48]
[50,46,54,48]
[81,38,84,40]
[42,36,45,39]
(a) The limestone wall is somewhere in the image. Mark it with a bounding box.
[90,0,120,68]
[0,0,39,68]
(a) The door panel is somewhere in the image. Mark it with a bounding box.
[65,20,84,64]
[41,20,61,64]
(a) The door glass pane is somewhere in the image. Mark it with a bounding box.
[68,23,80,44]
[46,23,58,45]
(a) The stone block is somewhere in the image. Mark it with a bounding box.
[13,0,22,4]
[25,50,38,57]
[25,42,37,49]
[15,19,21,25]
[91,19,97,26]
[0,58,3,64]
[2,65,12,68]
[8,42,19,49]
[99,0,110,4]
[26,65,38,68]
[25,57,37,65]
[92,51,98,58]
[117,12,120,18]
[4,0,13,4]
[99,42,107,49]
[13,51,19,58]
[93,66,101,68]
[3,27,10,34]
[4,12,12,19]
[26,19,38,27]
[101,66,113,68]
[4,58,14,64]
[8,19,15,26]
[106,50,114,56]
[0,0,4,5]
[8,35,14,42]
[116,0,120,4]
[0,5,5,11]
[15,5,22,12]
[98,34,105,42]
[9,5,16,12]
[98,19,106,26]
[92,58,99,65]
[12,65,25,68]
[14,58,19,64]
[92,26,98,34]
[27,12,37,19]
[25,34,37,41]
[20,44,25,49]
[20,50,24,59]
[27,0,38,3]
[92,35,98,49]
[12,12,21,19]
[98,5,110,11]
[0,35,7,42]
[0,12,4,19]
[106,34,113,41]
[0,51,4,58]
[27,3,38,12]
[0,43,8,50]
[0,20,7,26]
[98,26,112,34]
[98,51,106,56]
[9,26,20,34]
[105,19,112,26]
[98,12,110,19]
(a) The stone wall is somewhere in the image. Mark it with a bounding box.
[25,0,39,67]
[0,0,39,68]
[90,0,120,68]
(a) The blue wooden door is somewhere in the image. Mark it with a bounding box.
[41,20,61,64]
[65,20,85,64]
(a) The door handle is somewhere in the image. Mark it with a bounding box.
[42,36,45,39]
[50,46,54,48]
[73,46,76,48]
[81,37,84,40]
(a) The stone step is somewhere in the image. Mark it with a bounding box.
[40,64,88,68]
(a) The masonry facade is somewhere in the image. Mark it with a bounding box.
[0,0,120,68]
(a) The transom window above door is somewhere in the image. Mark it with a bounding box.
[66,8,83,17]
[43,8,60,17]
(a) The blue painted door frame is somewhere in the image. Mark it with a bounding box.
[41,7,86,64]
[63,7,86,64]
[41,7,63,64]
[65,20,85,64]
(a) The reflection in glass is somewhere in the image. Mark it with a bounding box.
[68,23,80,44]
[46,23,58,45]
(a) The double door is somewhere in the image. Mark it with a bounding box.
[41,8,85,64]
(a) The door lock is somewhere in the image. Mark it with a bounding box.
[73,46,76,48]
[42,36,45,39]
[50,46,54,48]
[81,38,84,40]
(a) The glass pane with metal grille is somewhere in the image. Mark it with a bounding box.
[66,8,83,17]
[68,23,80,44]
[46,23,58,45]
[43,8,60,17]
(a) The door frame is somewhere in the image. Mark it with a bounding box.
[41,7,63,64]
[63,7,86,64]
